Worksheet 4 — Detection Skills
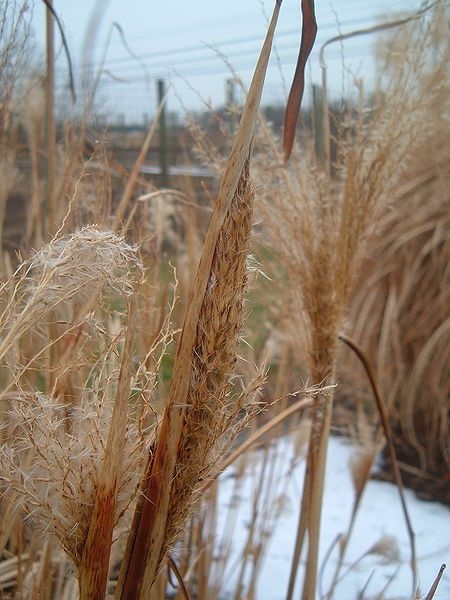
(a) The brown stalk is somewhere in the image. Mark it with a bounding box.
[338,333,417,596]
[289,384,334,600]
[44,0,60,397]
[196,486,218,599]
[168,557,191,600]
[77,298,136,599]
[115,3,283,597]
[25,109,43,247]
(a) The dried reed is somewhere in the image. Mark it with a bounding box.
[115,5,283,596]
[0,227,146,598]
[1,1,447,598]
[343,129,450,477]
[252,4,447,598]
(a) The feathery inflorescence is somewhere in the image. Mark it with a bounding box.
[0,226,147,597]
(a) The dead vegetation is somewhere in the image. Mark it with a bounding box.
[0,0,448,599]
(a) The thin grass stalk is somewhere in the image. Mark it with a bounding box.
[192,486,218,600]
[232,446,269,600]
[115,5,282,597]
[168,558,191,600]
[45,0,56,238]
[424,564,446,600]
[28,538,53,599]
[0,189,6,281]
[200,395,313,494]
[45,1,59,397]
[112,97,168,232]
[0,452,34,556]
[248,442,288,599]
[54,553,68,599]
[204,486,219,596]
[287,387,334,600]
[325,451,377,599]
[339,333,417,595]
[320,57,330,178]
[26,114,43,247]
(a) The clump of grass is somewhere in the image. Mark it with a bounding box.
[252,3,447,598]
[0,2,284,598]
[1,1,447,599]
[333,2,450,497]
[0,227,147,599]
[342,126,450,482]
[115,5,283,596]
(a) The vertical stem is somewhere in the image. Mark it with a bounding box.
[301,393,334,600]
[27,133,42,247]
[286,388,334,600]
[285,467,310,599]
[157,78,168,187]
[0,182,7,280]
[46,1,56,238]
[320,60,331,178]
[45,3,58,392]
[78,299,136,599]
[312,84,324,166]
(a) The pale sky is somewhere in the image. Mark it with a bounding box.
[30,0,420,123]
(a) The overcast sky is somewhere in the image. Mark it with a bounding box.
[30,0,421,122]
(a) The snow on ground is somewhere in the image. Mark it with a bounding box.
[216,435,450,599]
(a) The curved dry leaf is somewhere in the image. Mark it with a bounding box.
[283,0,317,161]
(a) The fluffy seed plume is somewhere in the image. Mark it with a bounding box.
[0,226,143,371]
[0,388,145,569]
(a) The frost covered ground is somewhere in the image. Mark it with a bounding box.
[216,435,449,600]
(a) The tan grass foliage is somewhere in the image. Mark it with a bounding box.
[0,231,145,505]
[250,4,448,598]
[0,389,144,568]
[0,224,153,598]
[0,1,448,599]
[343,129,450,472]
[334,3,450,479]
[116,6,283,596]
[165,161,258,543]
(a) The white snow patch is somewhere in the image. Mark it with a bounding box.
[215,435,449,600]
